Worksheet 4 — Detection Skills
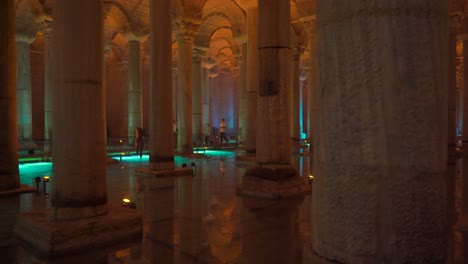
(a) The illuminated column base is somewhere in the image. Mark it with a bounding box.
[15,205,142,256]
[237,165,310,199]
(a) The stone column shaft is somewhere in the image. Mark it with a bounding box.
[0,0,19,191]
[16,36,34,141]
[192,50,203,139]
[177,38,194,153]
[290,48,301,142]
[239,43,248,142]
[256,0,291,164]
[52,0,107,219]
[149,0,174,170]
[308,30,316,146]
[127,40,143,146]
[312,1,447,262]
[245,7,258,154]
[202,68,210,135]
[44,29,55,155]
[449,23,458,151]
[462,23,468,214]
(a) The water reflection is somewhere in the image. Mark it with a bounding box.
[6,152,468,263]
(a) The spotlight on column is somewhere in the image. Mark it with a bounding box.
[122,198,136,209]
[308,174,314,184]
[43,175,50,195]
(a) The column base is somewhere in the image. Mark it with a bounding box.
[237,165,310,199]
[14,204,142,257]
[0,184,35,196]
[135,168,193,193]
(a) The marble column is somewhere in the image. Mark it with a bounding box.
[42,23,55,157]
[290,46,302,150]
[0,0,20,191]
[192,47,204,143]
[449,17,458,154]
[245,6,258,155]
[312,1,447,262]
[16,32,35,141]
[175,19,199,154]
[142,177,176,263]
[237,0,258,156]
[126,37,143,146]
[238,42,248,143]
[307,25,316,150]
[201,57,215,136]
[256,0,291,164]
[149,0,174,170]
[202,67,210,135]
[52,0,107,219]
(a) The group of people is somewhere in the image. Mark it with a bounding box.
[136,118,229,155]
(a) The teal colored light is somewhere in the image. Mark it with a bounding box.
[19,162,53,184]
[112,154,187,163]
[202,150,235,157]
[113,154,149,162]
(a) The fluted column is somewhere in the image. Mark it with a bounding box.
[52,0,107,219]
[0,0,19,191]
[312,1,447,262]
[126,36,144,146]
[149,0,174,170]
[290,46,302,149]
[16,32,35,141]
[175,19,200,154]
[245,6,258,155]
[256,0,291,164]
[192,47,204,141]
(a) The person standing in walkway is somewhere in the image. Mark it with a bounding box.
[173,120,178,148]
[219,118,228,144]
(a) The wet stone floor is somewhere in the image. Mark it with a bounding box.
[1,151,468,263]
[0,150,312,264]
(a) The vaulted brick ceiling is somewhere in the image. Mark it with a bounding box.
[22,0,467,74]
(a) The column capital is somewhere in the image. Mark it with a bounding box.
[237,0,257,11]
[208,66,218,78]
[36,16,54,39]
[120,30,148,43]
[16,31,36,44]
[174,18,201,42]
[193,47,206,63]
[232,67,241,78]
[202,56,216,69]
[235,34,248,45]
[291,45,305,62]
[117,61,128,72]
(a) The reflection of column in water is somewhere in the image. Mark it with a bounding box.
[447,157,458,264]
[200,166,214,222]
[142,177,176,263]
[0,195,19,263]
[177,175,208,258]
[240,197,304,263]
